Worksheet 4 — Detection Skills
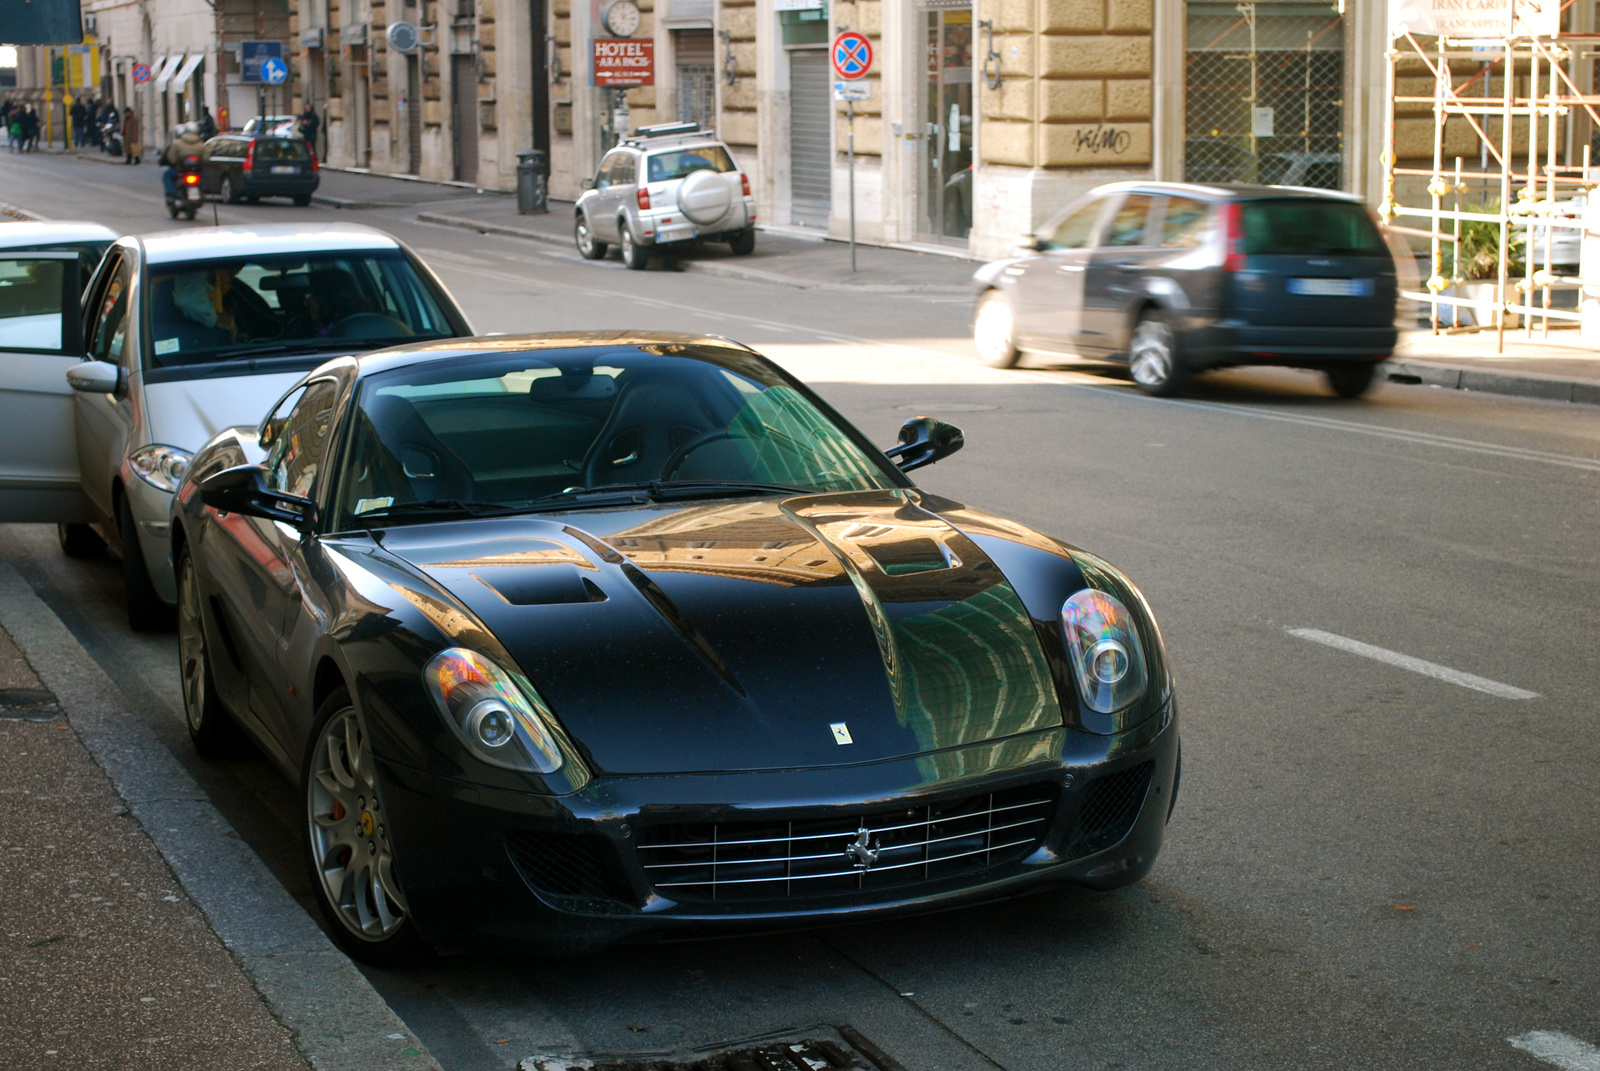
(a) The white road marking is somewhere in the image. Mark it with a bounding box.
[1509,1031,1600,1071]
[1159,398,1600,473]
[1287,628,1539,700]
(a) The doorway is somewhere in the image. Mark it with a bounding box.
[451,54,479,183]
[406,54,421,174]
[674,29,715,130]
[788,48,831,228]
[919,7,973,243]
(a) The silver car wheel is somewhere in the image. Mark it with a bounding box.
[177,553,206,733]
[974,292,1019,368]
[1129,318,1176,388]
[308,707,408,941]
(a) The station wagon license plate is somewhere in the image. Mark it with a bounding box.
[271,165,298,174]
[1287,277,1373,297]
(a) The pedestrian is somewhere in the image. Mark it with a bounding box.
[21,105,40,152]
[298,103,321,157]
[122,106,142,164]
[70,97,87,147]
[198,106,217,141]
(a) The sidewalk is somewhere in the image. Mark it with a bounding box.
[1391,328,1600,405]
[0,624,309,1070]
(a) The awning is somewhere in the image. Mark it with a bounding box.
[171,52,204,90]
[153,53,185,92]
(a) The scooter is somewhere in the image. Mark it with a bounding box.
[100,118,123,158]
[165,153,203,220]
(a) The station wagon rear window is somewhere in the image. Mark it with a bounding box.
[647,146,736,182]
[1241,199,1387,257]
[254,138,311,161]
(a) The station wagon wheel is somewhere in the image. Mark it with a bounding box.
[1325,362,1378,399]
[974,290,1020,368]
[221,175,241,204]
[176,544,241,755]
[1128,312,1187,396]
[575,213,608,260]
[304,692,430,964]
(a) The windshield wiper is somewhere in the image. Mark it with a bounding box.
[209,338,364,360]
[356,499,521,522]
[508,480,812,511]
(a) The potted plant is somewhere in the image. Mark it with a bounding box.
[1442,198,1526,327]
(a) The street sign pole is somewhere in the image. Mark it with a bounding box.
[848,101,856,272]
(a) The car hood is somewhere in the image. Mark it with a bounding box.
[140,371,306,454]
[377,489,1064,775]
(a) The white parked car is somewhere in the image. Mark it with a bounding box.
[0,222,472,628]
[574,122,758,270]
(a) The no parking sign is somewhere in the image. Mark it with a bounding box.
[132,62,152,84]
[831,31,872,80]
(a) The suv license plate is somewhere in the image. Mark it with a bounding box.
[1288,277,1372,297]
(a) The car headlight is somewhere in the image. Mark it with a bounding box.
[128,444,194,492]
[1060,588,1149,715]
[423,647,564,774]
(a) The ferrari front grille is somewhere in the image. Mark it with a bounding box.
[1067,761,1154,857]
[638,784,1057,902]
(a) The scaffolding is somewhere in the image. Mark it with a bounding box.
[1380,14,1600,351]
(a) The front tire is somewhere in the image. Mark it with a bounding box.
[575,213,607,260]
[118,494,173,632]
[177,545,242,756]
[221,176,241,204]
[1326,362,1378,399]
[1128,312,1188,396]
[303,690,432,966]
[620,223,650,270]
[728,228,756,255]
[57,523,104,559]
[974,290,1021,368]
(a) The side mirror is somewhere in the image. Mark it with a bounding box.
[884,417,964,473]
[580,177,595,191]
[199,464,316,529]
[1028,235,1049,251]
[66,360,122,394]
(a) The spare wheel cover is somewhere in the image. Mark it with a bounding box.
[678,169,733,225]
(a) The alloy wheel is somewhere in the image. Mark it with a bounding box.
[177,554,207,733]
[1129,318,1178,390]
[576,218,595,257]
[974,293,1019,368]
[308,707,408,941]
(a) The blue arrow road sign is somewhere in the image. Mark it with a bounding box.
[261,56,288,85]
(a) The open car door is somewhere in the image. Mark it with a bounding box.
[0,250,92,522]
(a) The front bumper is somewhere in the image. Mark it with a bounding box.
[123,475,178,604]
[375,702,1180,955]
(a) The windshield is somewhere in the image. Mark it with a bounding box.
[647,146,735,182]
[144,250,457,370]
[1241,199,1387,257]
[333,345,903,529]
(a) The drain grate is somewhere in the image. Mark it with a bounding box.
[521,1024,900,1071]
[0,688,60,721]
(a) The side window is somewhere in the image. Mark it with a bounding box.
[264,379,340,499]
[1039,199,1106,251]
[1161,197,1212,248]
[1104,195,1156,248]
[616,153,637,185]
[596,151,622,188]
[87,255,133,364]
[0,255,72,353]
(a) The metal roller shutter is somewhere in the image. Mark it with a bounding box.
[788,50,831,228]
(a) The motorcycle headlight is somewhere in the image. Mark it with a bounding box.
[128,444,194,492]
[1060,588,1149,715]
[423,647,564,774]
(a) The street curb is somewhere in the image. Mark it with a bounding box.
[413,209,974,294]
[0,562,443,1071]
[1385,358,1600,406]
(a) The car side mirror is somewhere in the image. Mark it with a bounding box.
[884,417,964,473]
[66,360,122,394]
[580,177,595,191]
[199,464,316,529]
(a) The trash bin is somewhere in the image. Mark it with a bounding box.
[516,150,549,215]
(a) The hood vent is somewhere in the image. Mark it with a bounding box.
[475,566,607,606]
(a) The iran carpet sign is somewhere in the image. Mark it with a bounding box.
[1389,0,1559,37]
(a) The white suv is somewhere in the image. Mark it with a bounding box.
[574,122,757,270]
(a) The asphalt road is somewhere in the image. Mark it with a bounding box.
[3,150,1599,1071]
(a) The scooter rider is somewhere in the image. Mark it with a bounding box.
[160,122,206,198]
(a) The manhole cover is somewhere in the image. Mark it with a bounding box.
[522,1024,901,1071]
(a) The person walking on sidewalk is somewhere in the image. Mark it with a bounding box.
[298,103,320,157]
[197,106,217,141]
[70,97,87,147]
[20,105,40,152]
[122,106,142,164]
